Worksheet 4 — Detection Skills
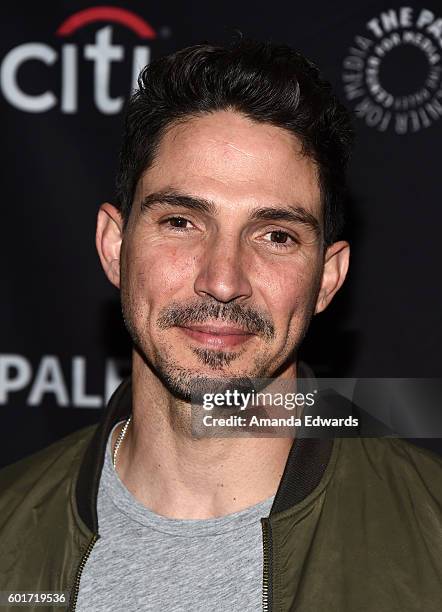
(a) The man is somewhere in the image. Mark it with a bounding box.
[0,39,441,612]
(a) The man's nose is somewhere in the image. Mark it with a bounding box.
[193,233,253,303]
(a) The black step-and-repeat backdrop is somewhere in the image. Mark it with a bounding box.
[2,1,442,466]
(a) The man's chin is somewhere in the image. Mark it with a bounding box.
[188,346,245,370]
[151,353,263,403]
[160,372,261,404]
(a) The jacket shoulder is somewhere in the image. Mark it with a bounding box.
[339,437,442,505]
[0,424,98,509]
[340,436,442,471]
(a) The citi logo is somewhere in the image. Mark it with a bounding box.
[0,6,159,114]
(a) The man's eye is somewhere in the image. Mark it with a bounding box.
[162,216,192,229]
[264,230,297,248]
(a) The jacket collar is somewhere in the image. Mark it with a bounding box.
[75,372,334,533]
[76,377,132,533]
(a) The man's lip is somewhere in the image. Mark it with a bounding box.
[180,324,253,336]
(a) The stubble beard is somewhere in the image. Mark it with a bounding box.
[121,302,273,402]
[121,313,315,404]
[120,276,321,402]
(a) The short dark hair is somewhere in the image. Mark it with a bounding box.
[116,38,354,246]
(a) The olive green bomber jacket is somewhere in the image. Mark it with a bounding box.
[0,378,441,612]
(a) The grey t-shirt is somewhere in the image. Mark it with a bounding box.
[76,420,274,611]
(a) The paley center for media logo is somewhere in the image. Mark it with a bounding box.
[342,7,442,134]
[0,6,166,114]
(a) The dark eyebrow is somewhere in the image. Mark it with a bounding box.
[248,207,321,237]
[140,190,216,215]
[140,189,321,237]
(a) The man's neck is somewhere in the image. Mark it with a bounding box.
[112,353,296,520]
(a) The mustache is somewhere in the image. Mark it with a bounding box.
[157,300,275,341]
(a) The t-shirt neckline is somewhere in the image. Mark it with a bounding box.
[101,420,275,537]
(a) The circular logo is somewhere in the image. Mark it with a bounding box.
[342,7,442,134]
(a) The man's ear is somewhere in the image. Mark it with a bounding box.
[96,203,124,289]
[315,241,350,314]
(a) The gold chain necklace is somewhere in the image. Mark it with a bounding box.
[112,416,132,469]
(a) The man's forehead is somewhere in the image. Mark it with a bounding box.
[167,112,297,160]
[134,110,322,217]
[162,111,309,169]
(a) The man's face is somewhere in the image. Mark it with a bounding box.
[98,110,348,399]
